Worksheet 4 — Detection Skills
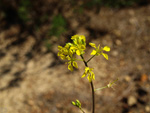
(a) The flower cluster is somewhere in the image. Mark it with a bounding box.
[57,35,110,82]
[82,67,95,82]
[72,99,81,108]
[89,43,110,60]
[57,35,86,71]
[70,35,86,56]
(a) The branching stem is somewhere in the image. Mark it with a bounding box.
[94,86,108,91]
[87,55,95,63]
[80,54,95,113]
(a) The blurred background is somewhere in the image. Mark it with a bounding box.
[0,0,150,113]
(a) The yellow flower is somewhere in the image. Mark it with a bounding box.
[57,42,78,71]
[70,35,86,56]
[82,67,95,82]
[66,56,78,71]
[89,43,110,60]
[57,43,74,60]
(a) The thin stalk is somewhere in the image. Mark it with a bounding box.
[80,54,95,113]
[80,55,87,66]
[87,55,95,63]
[90,81,95,113]
[80,108,85,113]
[75,59,84,61]
[94,86,108,91]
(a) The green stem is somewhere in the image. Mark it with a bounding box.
[80,54,95,113]
[87,55,95,63]
[90,81,95,113]
[94,86,108,91]
[80,55,87,66]
[80,108,85,113]
[76,59,84,61]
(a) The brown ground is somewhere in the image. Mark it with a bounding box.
[0,5,150,113]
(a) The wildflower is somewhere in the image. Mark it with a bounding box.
[72,99,85,113]
[89,43,110,60]
[94,78,119,91]
[82,67,95,82]
[57,43,74,60]
[66,56,78,71]
[107,78,118,90]
[57,43,78,71]
[70,35,86,56]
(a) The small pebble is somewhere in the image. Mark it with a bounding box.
[112,50,118,56]
[145,105,150,112]
[115,39,122,46]
[113,30,121,37]
[124,75,131,82]
[128,96,137,106]
[137,65,143,70]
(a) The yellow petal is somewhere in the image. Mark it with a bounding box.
[73,61,78,68]
[85,67,90,73]
[81,73,86,78]
[93,75,95,80]
[102,53,108,60]
[89,43,96,48]
[71,35,78,40]
[103,46,110,52]
[91,50,97,55]
[91,72,95,80]
[76,50,81,55]
[97,44,100,49]
[81,45,86,50]
[80,35,86,43]
[58,46,63,50]
[60,55,66,60]
[68,63,73,71]
[70,46,77,50]
[57,52,60,56]
[87,76,92,82]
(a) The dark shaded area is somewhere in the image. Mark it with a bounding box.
[11,37,27,46]
[137,98,146,105]
[13,70,25,77]
[0,0,150,43]
[122,107,129,113]
[1,68,11,76]
[0,51,6,58]
[0,69,25,91]
[8,76,23,87]
[136,88,148,96]
[0,77,23,91]
[121,97,128,104]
